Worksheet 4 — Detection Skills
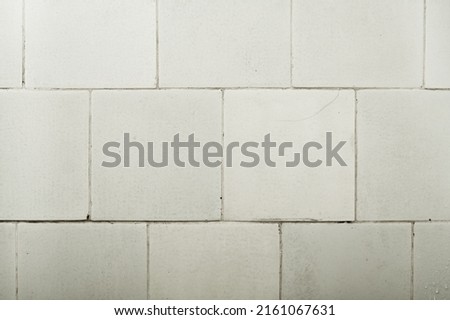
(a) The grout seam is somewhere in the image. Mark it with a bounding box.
[422,0,427,88]
[354,90,358,221]
[0,220,447,224]
[3,86,450,91]
[278,223,283,300]
[87,91,92,220]
[15,223,19,300]
[21,0,25,87]
[146,223,150,300]
[289,0,293,87]
[411,222,415,300]
[155,0,160,88]
[220,90,225,221]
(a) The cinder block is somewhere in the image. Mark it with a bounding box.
[357,90,450,221]
[0,224,16,300]
[18,223,147,299]
[282,223,412,299]
[25,0,156,88]
[0,91,89,220]
[0,0,22,87]
[425,0,450,88]
[292,0,423,87]
[149,223,279,299]
[414,223,450,299]
[91,90,221,220]
[224,90,354,221]
[159,0,290,87]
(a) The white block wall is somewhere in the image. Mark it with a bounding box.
[0,0,449,300]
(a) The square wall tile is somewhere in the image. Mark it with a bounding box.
[149,223,279,299]
[18,223,147,299]
[282,223,412,299]
[414,223,450,299]
[425,0,450,88]
[224,90,355,221]
[0,91,89,220]
[25,0,156,88]
[92,90,221,221]
[0,224,16,300]
[159,0,290,87]
[0,0,22,87]
[357,90,450,221]
[292,0,423,87]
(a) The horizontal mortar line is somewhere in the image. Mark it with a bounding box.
[292,86,424,90]
[3,86,450,91]
[136,86,430,91]
[1,86,290,91]
[422,87,450,91]
[0,219,448,224]
[2,87,158,91]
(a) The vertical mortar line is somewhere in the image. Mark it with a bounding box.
[155,0,160,88]
[422,0,427,88]
[354,90,358,221]
[278,223,283,300]
[289,0,293,87]
[146,223,150,300]
[88,90,92,220]
[15,223,19,300]
[411,222,415,300]
[21,0,25,87]
[220,89,225,220]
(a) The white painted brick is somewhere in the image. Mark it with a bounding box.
[149,223,279,299]
[0,0,22,87]
[159,0,290,88]
[0,91,89,220]
[357,90,450,221]
[224,90,354,221]
[92,90,221,220]
[414,223,450,299]
[292,0,423,87]
[0,0,443,301]
[25,0,156,88]
[18,223,147,299]
[282,223,412,299]
[0,224,16,300]
[425,0,450,88]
